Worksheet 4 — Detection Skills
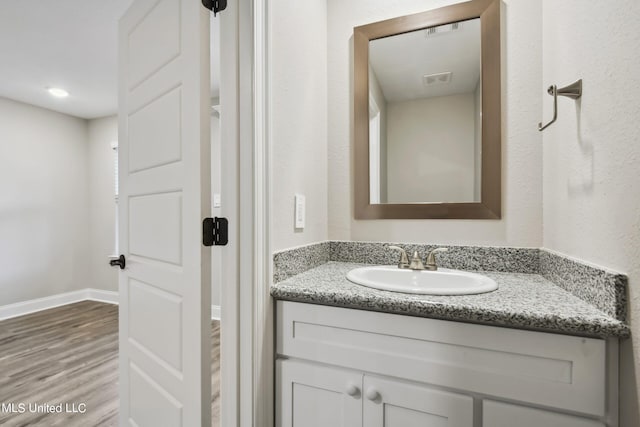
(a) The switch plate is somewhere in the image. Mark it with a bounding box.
[213,193,221,208]
[294,194,305,229]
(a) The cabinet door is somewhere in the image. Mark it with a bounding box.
[276,359,362,427]
[363,375,473,427]
[483,401,606,427]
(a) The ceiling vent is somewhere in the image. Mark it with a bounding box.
[425,22,461,37]
[423,71,453,86]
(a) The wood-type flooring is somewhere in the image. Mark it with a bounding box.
[0,301,220,426]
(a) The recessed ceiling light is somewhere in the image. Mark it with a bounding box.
[47,87,69,98]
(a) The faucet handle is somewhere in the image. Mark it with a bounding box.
[387,245,409,269]
[425,248,448,271]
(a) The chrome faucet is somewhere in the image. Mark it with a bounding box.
[425,248,448,271]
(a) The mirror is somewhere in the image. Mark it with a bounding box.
[369,18,481,204]
[354,0,501,219]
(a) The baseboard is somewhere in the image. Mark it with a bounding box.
[211,305,221,320]
[1,290,222,321]
[0,289,89,321]
[86,288,119,304]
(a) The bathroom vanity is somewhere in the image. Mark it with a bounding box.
[271,243,628,427]
[276,301,614,427]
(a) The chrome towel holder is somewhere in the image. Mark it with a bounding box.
[538,79,582,131]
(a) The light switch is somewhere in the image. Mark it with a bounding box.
[294,194,305,229]
[213,193,221,208]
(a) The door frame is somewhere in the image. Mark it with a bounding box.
[220,0,273,426]
[251,0,273,425]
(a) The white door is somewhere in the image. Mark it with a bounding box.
[276,359,362,427]
[117,0,211,425]
[363,376,473,427]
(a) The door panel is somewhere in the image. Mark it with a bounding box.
[363,375,473,427]
[483,401,605,427]
[128,279,182,370]
[292,383,347,427]
[129,362,183,426]
[127,0,181,89]
[129,193,183,264]
[277,359,362,427]
[384,405,448,427]
[128,87,182,172]
[118,0,211,425]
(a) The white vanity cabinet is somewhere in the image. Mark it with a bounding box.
[277,359,473,427]
[275,301,618,427]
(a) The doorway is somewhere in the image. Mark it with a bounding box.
[0,0,237,425]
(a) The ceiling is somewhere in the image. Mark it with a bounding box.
[369,18,481,103]
[0,0,220,120]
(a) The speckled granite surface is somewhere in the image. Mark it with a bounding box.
[273,242,330,282]
[274,241,539,282]
[540,249,628,322]
[330,241,540,273]
[273,241,628,327]
[271,262,629,338]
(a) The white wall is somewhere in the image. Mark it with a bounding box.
[87,116,118,292]
[386,93,476,203]
[327,0,543,246]
[541,1,640,423]
[0,98,90,305]
[270,0,328,251]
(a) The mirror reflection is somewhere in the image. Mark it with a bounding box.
[368,18,481,204]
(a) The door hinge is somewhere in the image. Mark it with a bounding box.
[202,0,227,16]
[203,217,229,246]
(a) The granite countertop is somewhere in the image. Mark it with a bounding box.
[270,261,630,338]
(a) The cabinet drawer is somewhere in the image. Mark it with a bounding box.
[276,301,606,416]
[483,400,605,427]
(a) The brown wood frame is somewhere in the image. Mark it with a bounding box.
[354,0,501,219]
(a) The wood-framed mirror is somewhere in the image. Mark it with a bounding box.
[354,0,501,219]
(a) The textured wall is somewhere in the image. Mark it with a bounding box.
[327,0,543,246]
[541,1,640,423]
[0,98,90,304]
[270,0,329,251]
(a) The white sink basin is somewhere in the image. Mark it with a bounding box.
[346,266,498,295]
